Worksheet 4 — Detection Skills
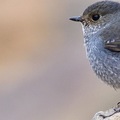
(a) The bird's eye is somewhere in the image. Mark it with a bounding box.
[91,14,100,21]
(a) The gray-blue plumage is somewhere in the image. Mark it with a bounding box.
[70,1,120,88]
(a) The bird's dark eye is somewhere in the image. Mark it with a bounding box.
[92,14,100,21]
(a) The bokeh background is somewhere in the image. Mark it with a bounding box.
[0,0,120,120]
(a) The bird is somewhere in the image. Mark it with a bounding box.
[70,0,120,89]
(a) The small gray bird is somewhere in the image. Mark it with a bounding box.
[70,1,120,88]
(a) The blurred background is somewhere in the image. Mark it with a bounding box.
[0,0,120,120]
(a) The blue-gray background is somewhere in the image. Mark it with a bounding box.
[0,0,119,120]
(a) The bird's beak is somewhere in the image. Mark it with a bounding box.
[69,16,83,22]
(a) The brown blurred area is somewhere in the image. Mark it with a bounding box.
[0,0,120,120]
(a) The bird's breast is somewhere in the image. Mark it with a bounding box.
[85,39,120,88]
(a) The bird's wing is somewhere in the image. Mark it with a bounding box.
[101,21,120,52]
[104,37,120,52]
